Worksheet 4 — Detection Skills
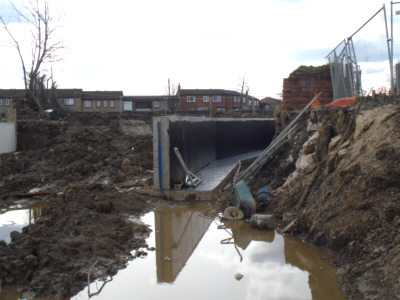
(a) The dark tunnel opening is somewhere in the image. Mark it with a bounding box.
[168,119,275,187]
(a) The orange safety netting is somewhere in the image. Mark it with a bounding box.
[311,93,321,108]
[325,96,357,108]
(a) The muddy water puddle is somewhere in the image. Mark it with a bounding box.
[0,201,346,299]
[73,202,346,300]
[0,200,44,244]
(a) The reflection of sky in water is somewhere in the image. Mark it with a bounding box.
[72,207,343,300]
[0,210,31,244]
[0,209,31,226]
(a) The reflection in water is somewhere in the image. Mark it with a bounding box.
[0,285,59,300]
[0,201,43,244]
[284,236,346,300]
[220,219,346,300]
[4,201,346,300]
[155,203,212,283]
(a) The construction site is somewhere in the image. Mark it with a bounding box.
[0,3,400,300]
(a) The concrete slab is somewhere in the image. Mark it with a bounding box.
[194,150,261,191]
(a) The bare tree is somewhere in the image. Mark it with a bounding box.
[0,0,62,111]
[238,74,249,109]
[165,78,178,96]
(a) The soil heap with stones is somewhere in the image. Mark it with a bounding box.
[0,111,157,298]
[251,95,400,300]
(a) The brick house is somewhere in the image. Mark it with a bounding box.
[56,89,123,112]
[259,97,282,112]
[177,87,259,112]
[55,89,83,111]
[282,65,333,109]
[121,96,179,112]
[0,89,25,109]
[80,91,123,112]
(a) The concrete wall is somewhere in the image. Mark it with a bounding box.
[0,108,17,154]
[153,116,275,191]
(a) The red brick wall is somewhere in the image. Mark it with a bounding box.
[81,99,121,112]
[282,65,333,109]
[179,94,258,111]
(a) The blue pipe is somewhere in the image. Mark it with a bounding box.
[157,121,163,194]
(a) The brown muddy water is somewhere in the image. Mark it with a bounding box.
[1,202,346,300]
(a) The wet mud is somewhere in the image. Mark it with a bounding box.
[251,95,400,300]
[0,112,156,298]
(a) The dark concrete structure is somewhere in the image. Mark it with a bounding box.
[153,116,275,200]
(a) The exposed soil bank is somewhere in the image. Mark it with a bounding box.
[251,95,400,300]
[0,112,156,298]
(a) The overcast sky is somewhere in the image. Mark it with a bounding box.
[0,0,398,99]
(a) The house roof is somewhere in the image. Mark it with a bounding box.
[179,89,240,96]
[54,89,83,98]
[0,89,26,98]
[122,95,179,102]
[179,89,259,100]
[260,97,282,105]
[82,91,124,100]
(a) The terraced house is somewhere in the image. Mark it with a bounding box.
[0,87,259,113]
[177,87,260,112]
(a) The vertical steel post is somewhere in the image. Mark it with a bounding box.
[384,4,394,92]
[391,1,394,92]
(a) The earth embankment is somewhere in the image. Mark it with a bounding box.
[251,95,400,300]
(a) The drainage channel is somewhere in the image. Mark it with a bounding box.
[69,202,346,300]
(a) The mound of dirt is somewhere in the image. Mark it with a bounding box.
[0,113,153,200]
[251,95,400,300]
[0,112,157,298]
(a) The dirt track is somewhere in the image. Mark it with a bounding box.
[251,95,400,300]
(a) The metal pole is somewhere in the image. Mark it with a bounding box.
[391,1,394,92]
[209,96,212,117]
[384,4,394,93]
[349,6,384,40]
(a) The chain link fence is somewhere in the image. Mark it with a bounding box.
[326,6,392,99]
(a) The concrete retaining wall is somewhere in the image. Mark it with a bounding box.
[0,108,17,154]
[153,116,275,192]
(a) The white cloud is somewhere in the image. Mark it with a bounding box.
[0,0,396,98]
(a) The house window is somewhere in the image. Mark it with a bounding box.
[233,96,238,103]
[153,101,160,108]
[0,99,2,105]
[84,100,91,108]
[64,98,74,106]
[103,100,107,107]
[249,100,252,106]
[242,98,246,104]
[212,96,221,102]
[203,96,209,102]
[5,99,10,105]
[124,101,133,111]
[110,100,115,108]
[96,100,101,108]
[187,96,196,102]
